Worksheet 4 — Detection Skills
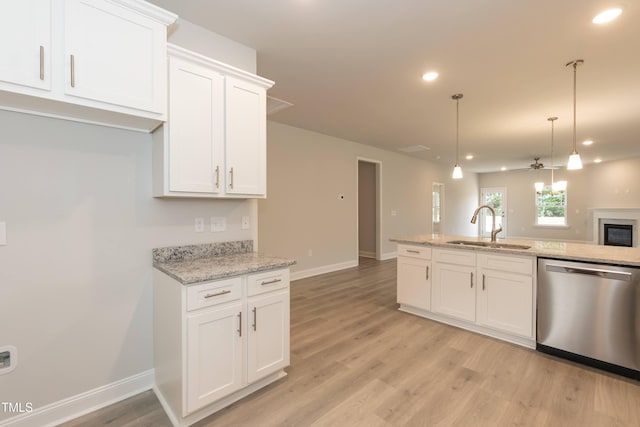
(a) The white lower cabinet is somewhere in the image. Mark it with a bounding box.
[398,245,535,348]
[397,244,432,310]
[154,268,290,426]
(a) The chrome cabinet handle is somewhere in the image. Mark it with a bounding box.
[39,46,44,80]
[425,266,429,280]
[261,278,282,286]
[229,167,234,190]
[70,54,75,87]
[214,166,220,189]
[237,312,242,337]
[482,274,485,291]
[406,249,420,254]
[470,272,474,288]
[204,289,231,299]
[252,307,257,331]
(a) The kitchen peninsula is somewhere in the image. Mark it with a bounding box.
[391,234,640,379]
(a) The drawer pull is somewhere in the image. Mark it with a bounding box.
[426,266,429,280]
[204,289,231,299]
[237,312,242,337]
[261,278,282,286]
[482,274,486,290]
[214,165,220,189]
[406,249,420,254]
[470,272,474,288]
[229,167,234,190]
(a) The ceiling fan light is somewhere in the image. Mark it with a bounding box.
[452,164,463,179]
[535,182,544,192]
[567,152,583,170]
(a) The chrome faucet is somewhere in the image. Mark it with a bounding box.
[470,205,502,243]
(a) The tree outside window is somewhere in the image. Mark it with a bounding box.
[536,186,566,226]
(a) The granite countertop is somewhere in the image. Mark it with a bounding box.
[152,240,296,285]
[391,234,640,267]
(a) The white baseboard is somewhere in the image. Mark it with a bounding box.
[379,251,397,261]
[358,251,376,259]
[290,260,358,281]
[0,370,154,427]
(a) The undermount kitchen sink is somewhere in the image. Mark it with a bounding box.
[446,240,532,250]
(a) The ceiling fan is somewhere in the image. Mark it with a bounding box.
[516,157,557,171]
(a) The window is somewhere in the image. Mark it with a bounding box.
[536,186,567,226]
[480,187,506,237]
[432,183,444,234]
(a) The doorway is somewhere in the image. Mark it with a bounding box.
[357,159,381,262]
[479,187,507,238]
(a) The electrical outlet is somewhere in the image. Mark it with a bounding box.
[241,216,250,230]
[211,217,227,232]
[194,218,205,232]
[0,222,6,245]
[308,249,313,257]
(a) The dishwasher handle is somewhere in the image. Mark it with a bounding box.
[545,264,632,282]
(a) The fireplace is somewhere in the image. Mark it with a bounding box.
[592,209,640,248]
[603,223,633,247]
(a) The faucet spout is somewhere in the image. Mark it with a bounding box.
[470,205,502,243]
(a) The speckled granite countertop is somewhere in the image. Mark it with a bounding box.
[391,234,640,267]
[153,240,296,285]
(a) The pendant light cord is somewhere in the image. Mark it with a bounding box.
[567,59,583,155]
[451,93,463,166]
[549,117,557,186]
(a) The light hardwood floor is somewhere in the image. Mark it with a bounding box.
[61,258,640,427]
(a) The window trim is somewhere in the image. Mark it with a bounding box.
[535,185,568,227]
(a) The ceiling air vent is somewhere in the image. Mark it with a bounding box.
[267,96,293,115]
[398,145,430,153]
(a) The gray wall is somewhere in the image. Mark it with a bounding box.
[0,20,257,422]
[478,157,640,242]
[258,121,478,276]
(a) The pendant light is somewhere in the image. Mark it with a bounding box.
[451,93,463,179]
[566,59,584,170]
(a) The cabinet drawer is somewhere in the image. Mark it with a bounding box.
[187,277,242,311]
[398,244,431,260]
[248,269,290,297]
[478,253,534,275]
[434,248,476,266]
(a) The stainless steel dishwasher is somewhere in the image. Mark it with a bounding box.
[537,258,640,379]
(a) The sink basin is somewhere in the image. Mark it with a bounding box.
[446,240,531,250]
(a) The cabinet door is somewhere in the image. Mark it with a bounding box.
[432,262,476,322]
[186,303,243,414]
[0,0,52,91]
[477,269,533,338]
[247,291,290,383]
[168,56,225,194]
[64,0,166,113]
[225,77,266,196]
[397,256,431,310]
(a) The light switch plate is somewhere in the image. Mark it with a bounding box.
[0,222,7,245]
[194,218,205,233]
[241,216,250,230]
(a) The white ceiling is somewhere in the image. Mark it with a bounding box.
[149,0,640,173]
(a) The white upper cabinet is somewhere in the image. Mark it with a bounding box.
[167,55,225,194]
[225,77,267,196]
[0,0,52,91]
[64,0,166,114]
[0,0,176,132]
[153,44,274,199]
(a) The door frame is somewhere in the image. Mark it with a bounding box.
[356,158,382,262]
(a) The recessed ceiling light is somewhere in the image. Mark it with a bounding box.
[592,8,622,24]
[594,158,602,163]
[465,155,473,160]
[500,166,507,171]
[422,71,439,81]
[582,140,593,145]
